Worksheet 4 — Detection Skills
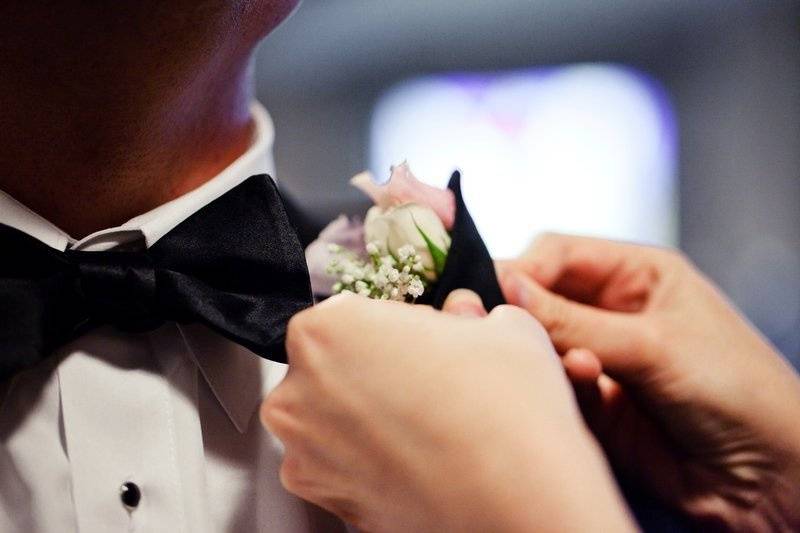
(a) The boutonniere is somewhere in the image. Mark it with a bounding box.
[306,162,504,310]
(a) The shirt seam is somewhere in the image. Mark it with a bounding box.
[154,339,188,533]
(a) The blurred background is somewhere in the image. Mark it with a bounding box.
[255,0,800,365]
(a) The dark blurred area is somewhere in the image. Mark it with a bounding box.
[255,0,800,365]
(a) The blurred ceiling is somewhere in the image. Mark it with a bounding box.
[256,0,790,98]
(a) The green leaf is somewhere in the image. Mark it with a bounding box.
[415,223,448,276]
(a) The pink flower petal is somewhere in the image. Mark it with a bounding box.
[350,171,393,209]
[350,162,456,230]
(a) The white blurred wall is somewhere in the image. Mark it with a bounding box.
[255,0,800,362]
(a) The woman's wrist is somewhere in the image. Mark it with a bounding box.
[443,423,636,532]
[519,428,635,532]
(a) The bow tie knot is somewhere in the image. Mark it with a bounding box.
[67,250,163,332]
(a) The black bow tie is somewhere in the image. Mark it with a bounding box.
[0,175,313,382]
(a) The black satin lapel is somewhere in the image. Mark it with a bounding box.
[418,172,505,311]
[279,185,327,249]
[149,175,313,362]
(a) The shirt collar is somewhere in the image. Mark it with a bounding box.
[0,189,72,250]
[176,323,277,434]
[0,101,279,432]
[0,101,276,252]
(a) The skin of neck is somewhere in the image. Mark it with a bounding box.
[0,1,298,238]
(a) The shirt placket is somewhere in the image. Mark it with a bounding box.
[57,328,195,533]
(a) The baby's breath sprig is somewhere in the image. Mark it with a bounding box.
[327,242,427,301]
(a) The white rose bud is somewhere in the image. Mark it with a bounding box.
[364,203,451,280]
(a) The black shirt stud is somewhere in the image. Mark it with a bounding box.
[120,481,141,510]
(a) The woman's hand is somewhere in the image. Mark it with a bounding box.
[498,233,800,530]
[261,292,635,533]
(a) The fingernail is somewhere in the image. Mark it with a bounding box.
[510,274,530,308]
[496,272,507,290]
[444,289,487,317]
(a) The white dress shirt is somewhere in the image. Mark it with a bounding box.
[0,103,346,533]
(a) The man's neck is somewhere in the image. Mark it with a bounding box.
[0,4,262,238]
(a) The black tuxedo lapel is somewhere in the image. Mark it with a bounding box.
[417,171,505,311]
